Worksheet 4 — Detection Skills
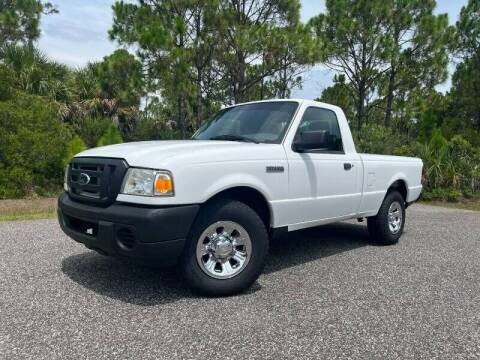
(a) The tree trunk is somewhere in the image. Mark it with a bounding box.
[384,65,396,128]
[279,59,288,98]
[235,51,246,103]
[357,83,366,132]
[178,95,186,139]
[196,70,202,130]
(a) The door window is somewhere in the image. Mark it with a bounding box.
[294,107,344,153]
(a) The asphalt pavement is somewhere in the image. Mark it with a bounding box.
[0,204,479,359]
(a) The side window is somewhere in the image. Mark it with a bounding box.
[294,107,344,152]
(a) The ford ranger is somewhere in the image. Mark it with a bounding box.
[58,99,423,296]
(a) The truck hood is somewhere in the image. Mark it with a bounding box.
[75,140,285,168]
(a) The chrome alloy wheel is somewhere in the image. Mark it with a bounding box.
[388,201,403,234]
[196,221,252,279]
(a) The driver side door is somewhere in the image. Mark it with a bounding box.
[285,106,362,229]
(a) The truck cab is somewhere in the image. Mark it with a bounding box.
[58,99,422,296]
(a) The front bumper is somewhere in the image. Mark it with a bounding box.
[58,192,199,265]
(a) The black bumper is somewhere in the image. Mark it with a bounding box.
[58,192,199,265]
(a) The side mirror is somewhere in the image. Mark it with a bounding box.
[293,130,330,152]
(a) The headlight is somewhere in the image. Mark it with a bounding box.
[121,168,174,196]
[64,164,70,191]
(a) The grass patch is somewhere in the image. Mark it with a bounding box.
[0,197,57,221]
[420,199,480,212]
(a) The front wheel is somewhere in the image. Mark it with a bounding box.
[180,199,269,296]
[367,191,405,245]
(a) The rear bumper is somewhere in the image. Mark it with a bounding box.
[58,192,199,265]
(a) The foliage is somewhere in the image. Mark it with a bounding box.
[0,64,15,100]
[311,0,453,131]
[109,0,316,138]
[0,44,70,101]
[0,92,70,198]
[89,49,144,107]
[352,123,412,155]
[0,0,57,45]
[97,123,123,147]
[448,54,480,132]
[63,136,86,168]
[67,116,112,149]
[317,74,355,122]
[421,188,463,202]
[130,117,181,141]
[455,0,480,59]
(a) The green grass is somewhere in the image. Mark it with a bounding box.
[0,198,57,221]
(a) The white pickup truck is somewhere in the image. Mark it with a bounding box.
[58,99,423,295]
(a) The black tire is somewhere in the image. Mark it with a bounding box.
[180,198,269,296]
[367,191,405,245]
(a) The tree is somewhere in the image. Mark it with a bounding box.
[185,0,221,129]
[91,49,144,108]
[309,0,390,131]
[0,0,57,45]
[317,74,355,122]
[62,50,143,144]
[380,0,453,127]
[456,0,480,59]
[110,0,200,139]
[448,54,480,132]
[447,0,480,134]
[264,23,315,99]
[213,0,312,104]
[0,44,70,101]
[110,0,315,137]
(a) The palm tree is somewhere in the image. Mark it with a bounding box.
[0,44,70,101]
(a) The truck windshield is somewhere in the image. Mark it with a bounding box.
[192,101,299,144]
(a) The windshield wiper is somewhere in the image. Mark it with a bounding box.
[209,134,259,144]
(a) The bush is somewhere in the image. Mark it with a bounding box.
[130,117,181,141]
[0,92,71,198]
[63,136,87,167]
[0,65,15,101]
[97,123,122,146]
[71,116,112,148]
[352,123,412,155]
[422,188,463,202]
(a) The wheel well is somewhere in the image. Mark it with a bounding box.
[206,187,271,228]
[387,180,407,201]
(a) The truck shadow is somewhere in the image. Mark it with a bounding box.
[61,222,369,306]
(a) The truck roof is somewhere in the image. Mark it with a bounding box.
[223,98,342,112]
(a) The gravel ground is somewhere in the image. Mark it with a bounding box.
[0,204,479,359]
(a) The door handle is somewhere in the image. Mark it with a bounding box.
[344,163,354,170]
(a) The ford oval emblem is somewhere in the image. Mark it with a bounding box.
[78,173,91,185]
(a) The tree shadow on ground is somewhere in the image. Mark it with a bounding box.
[61,222,369,306]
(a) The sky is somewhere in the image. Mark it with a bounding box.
[38,0,468,99]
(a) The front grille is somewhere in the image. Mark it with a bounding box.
[67,157,128,206]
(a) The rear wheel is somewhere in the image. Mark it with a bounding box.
[180,198,268,296]
[367,191,405,245]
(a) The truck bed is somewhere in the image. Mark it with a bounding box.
[357,153,423,217]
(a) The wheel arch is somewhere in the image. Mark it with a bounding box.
[202,186,273,229]
[386,178,408,202]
